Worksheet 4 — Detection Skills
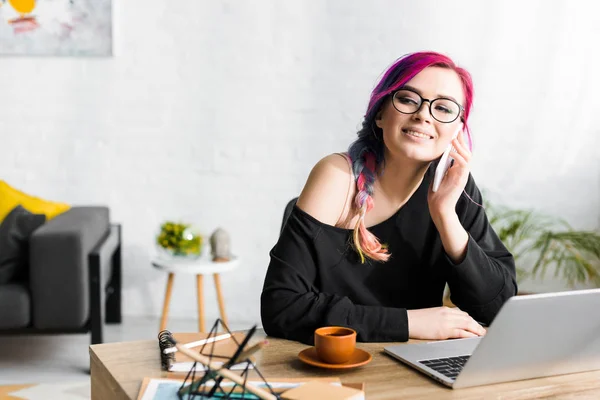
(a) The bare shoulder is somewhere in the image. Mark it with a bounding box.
[296,153,356,227]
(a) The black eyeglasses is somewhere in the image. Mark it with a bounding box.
[391,88,464,123]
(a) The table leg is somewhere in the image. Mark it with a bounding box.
[213,273,228,329]
[196,274,205,332]
[160,273,174,332]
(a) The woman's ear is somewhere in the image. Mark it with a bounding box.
[375,112,383,128]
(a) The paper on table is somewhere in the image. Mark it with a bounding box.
[281,381,365,400]
[138,377,347,400]
[137,378,183,400]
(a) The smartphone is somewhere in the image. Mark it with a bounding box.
[432,123,463,193]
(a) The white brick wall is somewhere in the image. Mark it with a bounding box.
[0,0,598,325]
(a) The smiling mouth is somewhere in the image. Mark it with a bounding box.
[402,128,434,140]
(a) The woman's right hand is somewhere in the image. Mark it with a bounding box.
[407,306,486,340]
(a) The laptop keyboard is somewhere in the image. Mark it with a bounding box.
[419,355,470,380]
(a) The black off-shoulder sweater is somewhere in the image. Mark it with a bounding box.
[261,167,517,345]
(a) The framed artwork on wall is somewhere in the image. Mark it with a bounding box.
[0,0,112,56]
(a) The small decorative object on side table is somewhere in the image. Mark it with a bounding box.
[210,227,231,262]
[156,221,203,259]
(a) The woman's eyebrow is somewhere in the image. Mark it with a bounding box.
[401,85,459,103]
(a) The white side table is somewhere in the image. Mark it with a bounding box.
[152,255,240,332]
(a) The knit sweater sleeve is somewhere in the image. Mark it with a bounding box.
[444,174,518,325]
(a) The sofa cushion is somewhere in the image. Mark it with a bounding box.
[30,206,111,329]
[0,205,46,284]
[0,180,70,224]
[0,284,31,328]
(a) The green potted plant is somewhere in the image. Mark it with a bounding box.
[484,199,600,289]
[156,221,203,259]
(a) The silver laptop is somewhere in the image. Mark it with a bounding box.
[384,288,600,389]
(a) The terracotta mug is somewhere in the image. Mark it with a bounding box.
[314,326,356,364]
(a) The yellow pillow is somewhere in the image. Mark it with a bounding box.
[0,180,71,223]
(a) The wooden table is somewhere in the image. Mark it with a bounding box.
[90,334,600,399]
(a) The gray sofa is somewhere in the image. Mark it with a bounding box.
[0,206,122,344]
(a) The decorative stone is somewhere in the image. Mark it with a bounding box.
[210,228,231,262]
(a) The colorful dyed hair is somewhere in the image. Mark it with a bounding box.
[347,51,474,263]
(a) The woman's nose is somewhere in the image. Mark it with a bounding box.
[412,102,433,123]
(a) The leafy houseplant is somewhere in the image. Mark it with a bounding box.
[156,221,203,259]
[484,199,600,288]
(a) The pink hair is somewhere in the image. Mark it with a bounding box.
[352,152,390,263]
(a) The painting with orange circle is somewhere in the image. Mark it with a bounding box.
[0,0,112,55]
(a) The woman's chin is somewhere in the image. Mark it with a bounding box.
[389,144,437,163]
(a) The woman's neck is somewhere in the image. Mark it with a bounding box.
[375,153,430,208]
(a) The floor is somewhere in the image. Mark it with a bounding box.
[0,316,253,399]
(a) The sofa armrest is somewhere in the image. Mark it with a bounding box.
[29,206,110,329]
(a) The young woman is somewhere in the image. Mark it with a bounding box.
[261,51,517,344]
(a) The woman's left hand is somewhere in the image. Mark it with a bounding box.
[428,131,472,221]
